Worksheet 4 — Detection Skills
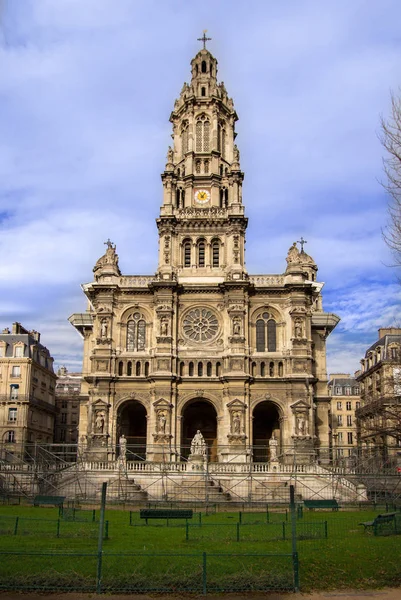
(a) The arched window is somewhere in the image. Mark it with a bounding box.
[251,362,256,377]
[260,362,265,377]
[255,313,277,352]
[118,361,123,376]
[183,240,191,267]
[195,116,210,152]
[269,362,274,377]
[207,362,212,376]
[201,60,207,73]
[127,314,147,351]
[201,87,206,97]
[181,122,188,156]
[189,362,194,377]
[127,361,132,376]
[180,362,185,377]
[198,362,203,377]
[212,240,220,267]
[136,361,141,376]
[198,240,205,267]
[219,189,224,208]
[256,319,266,352]
[221,128,226,159]
[216,362,221,377]
[144,362,149,377]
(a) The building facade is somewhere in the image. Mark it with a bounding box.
[0,322,57,458]
[70,44,339,466]
[356,328,401,462]
[54,367,82,445]
[328,373,359,464]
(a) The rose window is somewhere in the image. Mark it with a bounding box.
[183,308,219,342]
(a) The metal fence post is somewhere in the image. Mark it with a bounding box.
[96,482,107,594]
[202,551,207,595]
[14,516,19,536]
[290,484,299,592]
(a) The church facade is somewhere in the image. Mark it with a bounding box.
[70,43,339,468]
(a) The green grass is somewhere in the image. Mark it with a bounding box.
[0,505,400,592]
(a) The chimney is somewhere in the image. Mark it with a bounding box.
[378,327,401,339]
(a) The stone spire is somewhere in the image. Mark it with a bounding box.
[157,40,247,282]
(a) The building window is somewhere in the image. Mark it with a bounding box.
[179,362,185,377]
[356,401,360,409]
[61,413,67,424]
[337,415,343,426]
[335,386,342,394]
[354,387,359,395]
[198,362,203,377]
[336,402,342,410]
[195,116,210,153]
[118,361,123,376]
[127,361,132,376]
[136,361,141,376]
[144,362,149,377]
[127,313,146,351]
[181,121,188,156]
[61,401,67,409]
[269,362,274,377]
[216,362,221,377]
[10,386,19,400]
[201,60,207,73]
[212,240,220,267]
[207,362,212,377]
[347,415,352,426]
[14,346,23,358]
[8,408,17,422]
[189,362,194,377]
[11,366,21,378]
[6,431,15,443]
[347,432,353,445]
[391,347,398,359]
[346,401,351,411]
[344,387,351,396]
[256,313,276,352]
[198,240,205,267]
[183,240,191,267]
[260,362,265,377]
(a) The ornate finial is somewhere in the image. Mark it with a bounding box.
[197,30,212,49]
[297,237,307,252]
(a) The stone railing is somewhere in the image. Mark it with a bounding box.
[120,276,156,287]
[178,207,227,219]
[249,275,285,286]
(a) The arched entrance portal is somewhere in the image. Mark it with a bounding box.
[117,401,147,460]
[181,399,217,462]
[252,401,281,462]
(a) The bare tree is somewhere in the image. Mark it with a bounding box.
[381,92,401,263]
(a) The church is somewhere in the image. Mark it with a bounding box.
[70,38,340,480]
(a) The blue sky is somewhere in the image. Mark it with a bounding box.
[1,0,401,376]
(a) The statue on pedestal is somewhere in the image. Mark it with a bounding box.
[269,434,278,461]
[190,430,207,456]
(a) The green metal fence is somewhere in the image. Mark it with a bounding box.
[0,514,108,538]
[0,550,297,593]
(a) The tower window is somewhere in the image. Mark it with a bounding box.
[118,361,123,376]
[198,240,205,267]
[198,362,203,377]
[216,362,221,377]
[196,116,210,152]
[136,361,141,376]
[201,60,207,73]
[189,362,194,377]
[180,362,185,377]
[260,362,265,377]
[269,362,275,377]
[144,362,149,377]
[181,122,189,156]
[207,362,212,376]
[127,361,132,376]
[201,87,206,97]
[212,240,220,267]
[183,240,191,267]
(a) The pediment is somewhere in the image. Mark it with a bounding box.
[92,398,109,409]
[153,398,172,409]
[290,399,310,412]
[226,398,247,410]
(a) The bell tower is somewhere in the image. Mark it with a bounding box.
[157,34,247,281]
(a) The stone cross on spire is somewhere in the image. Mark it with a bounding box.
[297,237,307,252]
[197,30,211,49]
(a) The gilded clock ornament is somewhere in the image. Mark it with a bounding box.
[194,189,211,205]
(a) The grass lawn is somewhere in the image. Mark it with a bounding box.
[0,505,400,592]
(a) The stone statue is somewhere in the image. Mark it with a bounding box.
[157,410,167,433]
[93,239,121,277]
[233,318,241,336]
[101,320,108,339]
[269,434,278,460]
[119,434,127,456]
[233,145,240,163]
[296,414,308,436]
[294,318,303,339]
[160,317,169,337]
[286,242,300,265]
[167,146,174,164]
[95,412,105,433]
[232,411,241,434]
[190,430,207,456]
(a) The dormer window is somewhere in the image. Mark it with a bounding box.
[14,345,23,358]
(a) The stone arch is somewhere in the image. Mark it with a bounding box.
[116,398,147,460]
[180,396,219,462]
[251,398,283,462]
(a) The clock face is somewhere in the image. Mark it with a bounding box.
[194,189,211,205]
